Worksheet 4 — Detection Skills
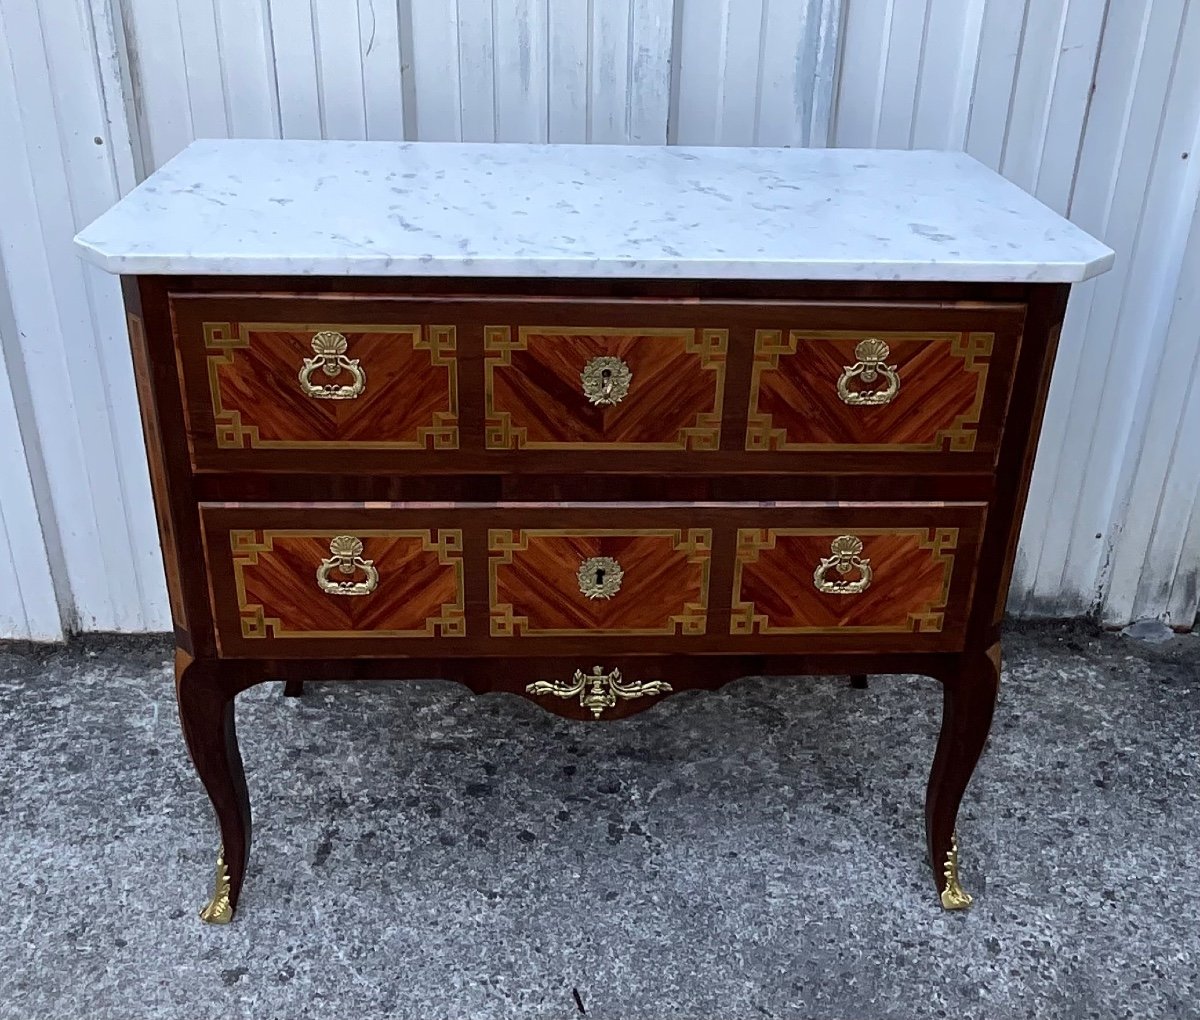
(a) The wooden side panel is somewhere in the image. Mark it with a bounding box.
[489,528,712,636]
[126,311,187,632]
[748,329,995,451]
[484,326,727,450]
[733,526,960,635]
[198,321,457,451]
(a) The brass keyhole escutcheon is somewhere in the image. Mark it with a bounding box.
[580,356,632,406]
[578,555,624,600]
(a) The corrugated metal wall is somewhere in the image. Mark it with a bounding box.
[121,0,840,162]
[835,0,1200,628]
[0,0,160,639]
[0,0,1197,638]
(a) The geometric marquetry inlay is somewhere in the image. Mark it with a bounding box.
[204,322,458,450]
[488,528,712,636]
[732,527,959,635]
[484,325,727,450]
[746,330,994,452]
[230,529,465,639]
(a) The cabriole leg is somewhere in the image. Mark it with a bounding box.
[175,652,252,924]
[925,642,1000,909]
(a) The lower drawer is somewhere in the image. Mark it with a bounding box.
[200,502,986,657]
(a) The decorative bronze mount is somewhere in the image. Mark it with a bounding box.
[812,535,873,595]
[837,338,900,406]
[298,330,366,400]
[940,831,972,910]
[199,845,233,924]
[526,665,672,718]
[577,555,624,600]
[580,355,632,406]
[316,535,379,596]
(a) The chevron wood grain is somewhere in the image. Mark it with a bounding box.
[748,330,993,452]
[227,528,464,641]
[485,326,726,449]
[490,528,711,636]
[733,527,958,634]
[202,323,457,450]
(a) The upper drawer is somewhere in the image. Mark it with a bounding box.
[170,292,1024,472]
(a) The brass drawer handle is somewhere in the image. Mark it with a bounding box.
[813,535,873,595]
[578,555,623,600]
[299,331,366,400]
[581,355,632,406]
[316,535,379,596]
[837,339,900,406]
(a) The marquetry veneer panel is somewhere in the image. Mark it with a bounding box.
[484,326,727,450]
[489,528,712,637]
[733,527,960,635]
[193,320,458,453]
[210,527,464,650]
[747,329,1002,453]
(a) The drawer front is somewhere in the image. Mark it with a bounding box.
[173,293,1021,473]
[746,323,1014,454]
[201,503,984,657]
[484,325,726,450]
[489,527,712,637]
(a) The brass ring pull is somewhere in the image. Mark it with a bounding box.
[581,356,632,406]
[578,555,623,600]
[813,535,873,595]
[837,339,900,406]
[299,331,366,400]
[316,535,379,596]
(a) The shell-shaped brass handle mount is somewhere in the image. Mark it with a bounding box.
[316,535,379,596]
[578,555,624,600]
[813,535,873,595]
[837,338,900,406]
[299,331,366,400]
[581,355,632,406]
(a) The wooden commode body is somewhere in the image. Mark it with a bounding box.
[75,140,1114,921]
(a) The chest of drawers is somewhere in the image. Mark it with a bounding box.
[76,141,1112,922]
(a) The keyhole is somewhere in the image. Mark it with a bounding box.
[601,368,613,394]
[595,567,605,586]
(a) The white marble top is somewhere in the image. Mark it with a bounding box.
[75,140,1113,282]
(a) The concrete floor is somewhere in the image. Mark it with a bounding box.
[0,622,1196,1019]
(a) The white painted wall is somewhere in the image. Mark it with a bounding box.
[0,0,1197,636]
[835,0,1200,629]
